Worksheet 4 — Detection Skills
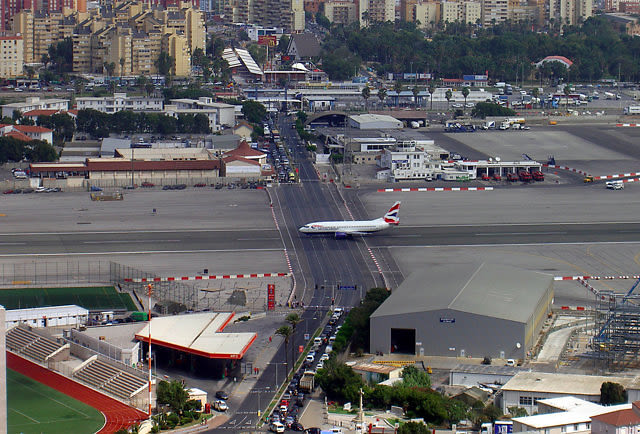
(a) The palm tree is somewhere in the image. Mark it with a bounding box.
[285,313,302,370]
[394,81,404,107]
[412,86,420,109]
[461,87,470,113]
[120,57,126,76]
[275,325,293,376]
[445,89,452,111]
[531,87,539,109]
[377,88,387,108]
[563,84,572,113]
[428,82,436,110]
[361,86,371,111]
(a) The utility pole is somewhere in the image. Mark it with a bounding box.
[146,283,154,419]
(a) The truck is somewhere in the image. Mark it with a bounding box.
[624,106,640,115]
[604,91,615,100]
[299,371,316,392]
[481,421,513,434]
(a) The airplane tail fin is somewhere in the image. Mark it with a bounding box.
[383,201,401,225]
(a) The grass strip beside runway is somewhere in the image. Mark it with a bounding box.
[0,285,136,310]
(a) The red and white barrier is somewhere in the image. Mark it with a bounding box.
[554,275,640,281]
[595,173,640,180]
[543,164,591,177]
[124,272,291,283]
[616,124,640,127]
[378,187,494,193]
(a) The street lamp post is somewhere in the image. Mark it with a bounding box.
[146,283,154,419]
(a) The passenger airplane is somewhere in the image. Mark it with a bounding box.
[299,202,401,237]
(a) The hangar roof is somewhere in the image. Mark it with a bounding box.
[502,372,634,395]
[371,263,552,323]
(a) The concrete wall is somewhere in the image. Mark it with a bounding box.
[370,309,526,359]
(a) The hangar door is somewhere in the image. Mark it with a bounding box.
[390,328,415,354]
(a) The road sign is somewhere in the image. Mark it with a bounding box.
[299,345,304,353]
[339,285,356,290]
[304,333,310,340]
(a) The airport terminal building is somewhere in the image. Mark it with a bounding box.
[370,263,553,360]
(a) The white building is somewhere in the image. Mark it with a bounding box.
[164,105,219,132]
[2,97,70,119]
[6,305,89,328]
[379,144,443,181]
[348,114,402,130]
[501,372,635,415]
[169,97,235,127]
[76,93,163,113]
[0,124,54,144]
[513,397,632,433]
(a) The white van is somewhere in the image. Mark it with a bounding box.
[313,337,322,348]
[606,180,624,190]
[270,421,285,433]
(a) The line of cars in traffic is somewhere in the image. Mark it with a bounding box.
[270,308,345,433]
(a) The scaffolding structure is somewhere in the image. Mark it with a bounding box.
[593,286,640,370]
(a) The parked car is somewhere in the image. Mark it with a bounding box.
[90,186,103,192]
[215,390,228,400]
[141,182,155,188]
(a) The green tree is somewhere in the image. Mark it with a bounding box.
[275,325,293,374]
[445,89,452,111]
[155,51,175,78]
[508,406,529,417]
[563,84,572,113]
[398,422,429,434]
[394,81,404,107]
[46,37,73,73]
[156,380,190,415]
[24,140,58,162]
[247,44,267,67]
[0,137,26,163]
[277,34,290,54]
[400,366,431,388]
[37,113,76,145]
[601,382,627,405]
[315,359,365,403]
[285,313,302,370]
[412,86,421,109]
[530,87,539,108]
[104,62,116,78]
[428,82,436,110]
[119,57,126,76]
[471,102,516,118]
[241,100,267,123]
[377,88,387,108]
[316,12,331,29]
[361,86,371,111]
[461,87,470,111]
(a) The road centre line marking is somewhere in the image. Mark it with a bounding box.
[385,241,640,248]
[0,248,284,257]
[475,232,567,236]
[82,240,181,244]
[0,228,275,236]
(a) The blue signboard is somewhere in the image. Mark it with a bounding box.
[440,318,456,323]
[339,285,356,290]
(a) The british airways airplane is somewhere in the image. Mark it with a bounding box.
[299,202,401,238]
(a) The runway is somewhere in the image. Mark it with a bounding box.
[4,222,640,256]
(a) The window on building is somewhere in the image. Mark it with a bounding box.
[519,396,532,406]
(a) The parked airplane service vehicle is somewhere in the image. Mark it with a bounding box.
[299,202,401,238]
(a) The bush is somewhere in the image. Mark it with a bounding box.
[167,412,180,428]
[180,416,193,425]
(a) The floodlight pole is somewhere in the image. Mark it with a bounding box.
[147,283,154,418]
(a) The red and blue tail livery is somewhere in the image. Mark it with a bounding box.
[384,202,401,225]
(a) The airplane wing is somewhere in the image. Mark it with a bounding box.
[339,230,370,236]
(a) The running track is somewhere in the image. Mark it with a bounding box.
[7,352,147,433]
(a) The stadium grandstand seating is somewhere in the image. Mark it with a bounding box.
[73,359,147,400]
[6,325,66,363]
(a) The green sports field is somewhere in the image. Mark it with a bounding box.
[0,286,137,311]
[7,369,105,434]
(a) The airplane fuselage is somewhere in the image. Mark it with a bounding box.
[299,218,390,235]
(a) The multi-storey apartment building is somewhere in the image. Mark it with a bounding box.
[0,36,23,77]
[323,0,357,24]
[549,0,591,26]
[359,0,395,25]
[481,0,508,25]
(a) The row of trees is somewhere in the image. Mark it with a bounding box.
[320,17,640,83]
[76,109,211,138]
[0,136,58,163]
[315,362,500,428]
